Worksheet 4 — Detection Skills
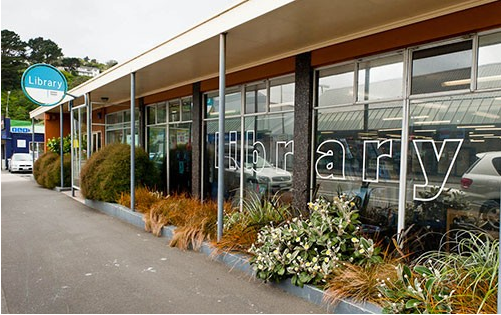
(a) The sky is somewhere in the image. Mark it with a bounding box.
[1,0,241,63]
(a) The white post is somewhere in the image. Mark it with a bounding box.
[217,33,227,242]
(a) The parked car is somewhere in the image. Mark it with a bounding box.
[8,153,34,173]
[460,151,501,216]
[224,155,292,196]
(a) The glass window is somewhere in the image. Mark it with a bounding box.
[478,32,501,90]
[245,82,267,114]
[147,105,156,125]
[157,102,167,124]
[147,126,166,192]
[181,97,192,121]
[205,88,242,118]
[270,77,295,112]
[358,54,403,101]
[314,102,402,240]
[411,40,473,94]
[204,118,242,199]
[318,64,354,107]
[243,113,294,199]
[169,123,192,193]
[169,100,180,122]
[407,92,501,253]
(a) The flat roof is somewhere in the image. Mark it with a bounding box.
[30,0,496,119]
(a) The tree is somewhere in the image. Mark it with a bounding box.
[27,37,63,65]
[61,57,81,73]
[1,29,27,90]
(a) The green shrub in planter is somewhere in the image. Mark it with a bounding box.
[249,196,382,288]
[80,143,159,202]
[33,152,70,189]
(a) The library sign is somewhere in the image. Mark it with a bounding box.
[21,64,68,106]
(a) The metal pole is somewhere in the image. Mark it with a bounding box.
[86,93,91,159]
[60,104,64,188]
[31,118,35,163]
[217,33,227,242]
[69,100,74,197]
[130,72,136,212]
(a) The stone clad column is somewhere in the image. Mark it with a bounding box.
[292,52,314,213]
[191,82,202,199]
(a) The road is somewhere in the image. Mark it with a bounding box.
[1,171,325,314]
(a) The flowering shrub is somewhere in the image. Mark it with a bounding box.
[249,196,382,287]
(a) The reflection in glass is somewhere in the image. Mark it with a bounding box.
[169,100,180,122]
[205,89,242,118]
[181,98,192,121]
[204,118,242,200]
[358,54,403,101]
[147,126,166,192]
[157,102,167,124]
[270,77,295,112]
[147,106,156,125]
[243,113,294,199]
[314,102,402,242]
[411,40,472,94]
[318,64,354,107]
[478,32,501,90]
[245,82,267,114]
[169,123,192,194]
[407,92,501,254]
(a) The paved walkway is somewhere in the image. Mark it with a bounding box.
[1,171,325,313]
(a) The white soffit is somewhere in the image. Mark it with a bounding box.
[31,0,496,118]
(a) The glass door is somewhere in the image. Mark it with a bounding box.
[71,105,87,189]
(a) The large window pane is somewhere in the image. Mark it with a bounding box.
[169,123,192,194]
[270,77,295,112]
[407,92,500,253]
[411,40,472,94]
[358,54,403,101]
[147,106,156,125]
[204,118,242,200]
[245,82,267,114]
[478,32,501,90]
[157,102,167,124]
[205,88,242,118]
[314,102,402,239]
[243,113,294,199]
[318,64,354,107]
[169,100,180,122]
[181,97,192,121]
[147,126,166,192]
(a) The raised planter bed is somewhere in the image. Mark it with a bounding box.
[83,198,382,314]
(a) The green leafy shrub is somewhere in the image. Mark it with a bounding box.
[33,152,71,189]
[80,143,159,202]
[249,196,382,288]
[46,135,71,154]
[378,230,498,314]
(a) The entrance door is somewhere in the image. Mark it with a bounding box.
[71,105,87,189]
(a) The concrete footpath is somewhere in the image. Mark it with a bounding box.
[1,171,325,314]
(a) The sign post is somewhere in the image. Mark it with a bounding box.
[21,64,68,106]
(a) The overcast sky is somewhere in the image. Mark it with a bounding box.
[1,0,240,63]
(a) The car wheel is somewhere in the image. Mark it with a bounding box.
[479,200,500,230]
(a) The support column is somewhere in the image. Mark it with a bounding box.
[86,93,91,159]
[31,118,35,163]
[130,72,136,211]
[217,33,226,242]
[60,104,64,188]
[292,52,314,214]
[138,97,146,150]
[191,82,202,199]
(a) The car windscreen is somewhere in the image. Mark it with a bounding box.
[12,154,32,161]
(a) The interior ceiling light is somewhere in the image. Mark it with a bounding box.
[442,74,501,87]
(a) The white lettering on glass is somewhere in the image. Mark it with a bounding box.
[412,139,463,201]
[315,140,346,180]
[245,130,266,174]
[275,140,294,174]
[362,139,393,183]
[229,131,238,170]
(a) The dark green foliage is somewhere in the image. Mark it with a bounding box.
[80,143,159,202]
[33,152,71,189]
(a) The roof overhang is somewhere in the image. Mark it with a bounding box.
[30,0,496,119]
